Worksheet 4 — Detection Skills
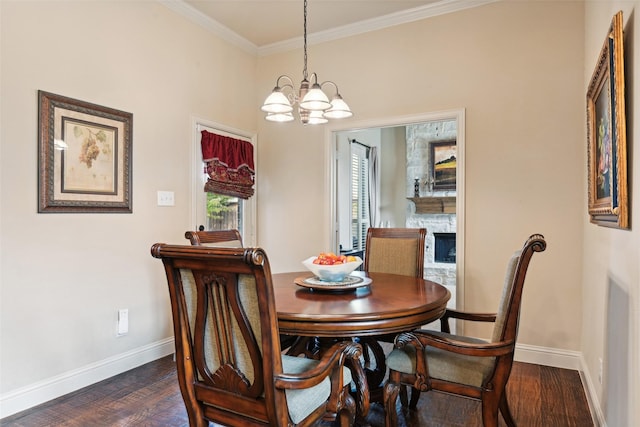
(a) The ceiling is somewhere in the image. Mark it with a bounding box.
[163,0,490,54]
[182,0,439,46]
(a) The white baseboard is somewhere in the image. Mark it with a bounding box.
[0,338,175,419]
[579,354,607,427]
[514,343,604,427]
[515,342,582,370]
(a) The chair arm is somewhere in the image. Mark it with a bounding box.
[274,341,362,390]
[395,331,514,359]
[440,309,497,333]
[393,332,514,390]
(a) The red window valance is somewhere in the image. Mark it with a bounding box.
[201,130,255,199]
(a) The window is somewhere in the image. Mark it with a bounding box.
[204,193,243,232]
[193,120,256,245]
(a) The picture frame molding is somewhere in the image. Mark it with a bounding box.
[38,91,133,213]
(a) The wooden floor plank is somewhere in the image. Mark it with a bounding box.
[1,357,593,427]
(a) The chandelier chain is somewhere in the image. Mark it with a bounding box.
[303,0,308,80]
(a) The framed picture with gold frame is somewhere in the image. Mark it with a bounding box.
[38,91,133,213]
[586,11,628,229]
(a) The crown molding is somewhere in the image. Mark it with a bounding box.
[159,0,497,58]
[259,0,497,56]
[158,0,259,55]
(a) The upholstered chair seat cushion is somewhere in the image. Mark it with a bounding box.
[281,355,353,424]
[386,332,495,388]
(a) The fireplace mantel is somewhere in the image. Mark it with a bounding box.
[409,197,456,214]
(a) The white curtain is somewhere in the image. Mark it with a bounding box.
[368,146,379,228]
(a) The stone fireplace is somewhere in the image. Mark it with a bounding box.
[407,212,457,309]
[405,120,457,311]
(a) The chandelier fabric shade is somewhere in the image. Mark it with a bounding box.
[201,130,255,199]
[260,0,353,125]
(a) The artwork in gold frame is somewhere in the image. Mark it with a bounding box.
[586,11,628,229]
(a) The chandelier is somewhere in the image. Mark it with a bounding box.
[260,0,352,125]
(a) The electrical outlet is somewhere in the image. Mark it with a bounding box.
[157,191,175,206]
[598,357,603,384]
[117,309,129,336]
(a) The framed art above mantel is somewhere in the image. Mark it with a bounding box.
[429,140,457,191]
[586,11,628,229]
[38,91,133,213]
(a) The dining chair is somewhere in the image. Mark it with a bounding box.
[383,234,547,427]
[184,229,243,247]
[359,227,427,400]
[151,243,362,427]
[363,227,427,279]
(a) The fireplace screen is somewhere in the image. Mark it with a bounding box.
[434,233,456,263]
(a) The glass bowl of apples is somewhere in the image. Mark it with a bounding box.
[302,252,363,282]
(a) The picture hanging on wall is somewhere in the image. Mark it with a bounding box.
[429,140,457,191]
[586,11,628,229]
[38,91,133,213]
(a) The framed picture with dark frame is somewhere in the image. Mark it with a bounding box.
[586,11,628,229]
[429,140,457,191]
[38,91,133,213]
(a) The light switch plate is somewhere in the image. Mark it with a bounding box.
[157,191,175,206]
[117,309,129,336]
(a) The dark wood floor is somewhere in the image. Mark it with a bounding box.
[1,356,594,427]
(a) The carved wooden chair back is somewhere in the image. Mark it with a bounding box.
[151,244,360,426]
[184,229,243,248]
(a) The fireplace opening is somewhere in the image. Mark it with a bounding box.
[434,233,456,263]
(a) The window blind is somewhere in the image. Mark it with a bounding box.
[351,144,370,251]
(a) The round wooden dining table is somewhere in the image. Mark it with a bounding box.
[272,270,451,416]
[273,270,451,338]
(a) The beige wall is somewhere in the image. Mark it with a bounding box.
[583,2,639,426]
[3,0,637,424]
[257,1,585,349]
[380,127,408,228]
[0,0,256,402]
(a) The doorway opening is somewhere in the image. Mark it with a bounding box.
[326,109,465,312]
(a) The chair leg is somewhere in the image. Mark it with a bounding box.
[481,394,500,427]
[399,384,408,407]
[338,393,356,427]
[409,387,421,409]
[383,371,402,427]
[184,409,208,427]
[398,385,421,409]
[499,393,516,427]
